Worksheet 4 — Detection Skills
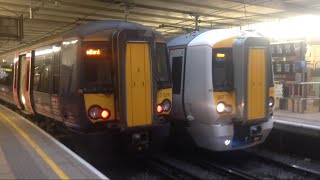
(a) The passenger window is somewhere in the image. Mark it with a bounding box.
[53,45,61,94]
[172,56,183,94]
[60,39,79,95]
[0,55,14,87]
[34,46,53,93]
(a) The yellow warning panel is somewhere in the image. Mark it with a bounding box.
[248,48,266,120]
[126,42,152,127]
[269,86,274,98]
[212,36,236,49]
[84,94,115,122]
[157,88,172,115]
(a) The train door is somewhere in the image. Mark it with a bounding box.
[125,42,152,127]
[13,51,34,114]
[13,54,22,109]
[169,48,186,120]
[233,37,269,121]
[247,48,266,120]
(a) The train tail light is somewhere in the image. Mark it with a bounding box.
[88,105,111,120]
[157,99,171,114]
[101,110,110,119]
[157,105,163,113]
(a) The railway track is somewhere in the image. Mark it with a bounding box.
[148,153,263,180]
[147,158,199,180]
[243,149,320,177]
[198,148,320,179]
[164,147,320,179]
[165,150,260,180]
[189,158,258,180]
[147,155,222,180]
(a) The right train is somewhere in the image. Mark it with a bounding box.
[168,29,275,151]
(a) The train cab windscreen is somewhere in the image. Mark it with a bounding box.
[155,43,171,86]
[212,48,234,91]
[82,41,113,93]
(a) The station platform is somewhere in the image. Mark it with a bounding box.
[0,105,108,179]
[273,109,320,136]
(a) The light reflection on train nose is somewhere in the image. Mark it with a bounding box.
[224,139,231,146]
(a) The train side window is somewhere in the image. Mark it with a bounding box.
[172,56,183,94]
[0,54,14,87]
[52,45,61,94]
[61,39,79,95]
[34,46,53,93]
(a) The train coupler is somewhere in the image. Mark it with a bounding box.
[131,131,149,151]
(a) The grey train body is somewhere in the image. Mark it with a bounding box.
[168,29,274,151]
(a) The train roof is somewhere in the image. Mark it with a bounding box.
[63,20,165,39]
[166,30,208,47]
[168,29,260,48]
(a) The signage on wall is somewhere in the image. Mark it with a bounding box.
[274,83,283,98]
[295,73,302,83]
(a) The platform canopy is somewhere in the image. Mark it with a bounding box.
[0,0,319,54]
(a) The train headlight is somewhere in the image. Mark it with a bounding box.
[269,97,274,107]
[216,102,225,113]
[88,105,101,119]
[162,99,171,112]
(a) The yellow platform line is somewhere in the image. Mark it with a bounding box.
[0,112,69,180]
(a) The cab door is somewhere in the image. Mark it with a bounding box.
[247,48,266,120]
[125,42,152,127]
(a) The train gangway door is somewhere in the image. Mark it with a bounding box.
[125,42,152,127]
[248,48,266,120]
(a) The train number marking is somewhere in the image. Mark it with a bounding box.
[216,93,233,100]
[158,92,170,99]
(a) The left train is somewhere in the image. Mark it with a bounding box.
[0,20,172,147]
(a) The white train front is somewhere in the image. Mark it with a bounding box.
[168,29,275,151]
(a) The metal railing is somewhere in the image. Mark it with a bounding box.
[282,81,320,113]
